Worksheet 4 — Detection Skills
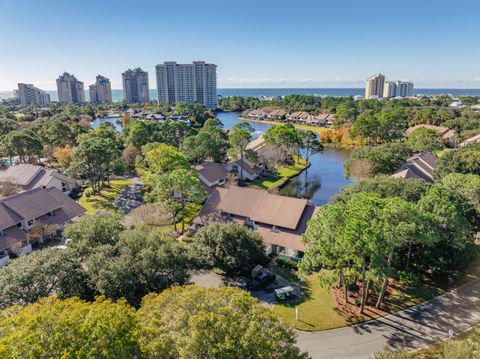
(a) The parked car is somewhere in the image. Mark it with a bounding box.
[248,268,276,290]
[275,286,295,301]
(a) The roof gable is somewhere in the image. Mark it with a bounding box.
[1,188,62,220]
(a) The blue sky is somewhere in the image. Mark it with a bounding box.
[1,0,479,90]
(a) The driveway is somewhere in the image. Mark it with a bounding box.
[296,279,480,359]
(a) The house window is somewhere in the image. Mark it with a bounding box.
[228,213,235,219]
[271,225,279,233]
[61,182,67,192]
[27,220,33,226]
[0,231,5,237]
[47,211,55,217]
[16,223,22,228]
[218,178,225,184]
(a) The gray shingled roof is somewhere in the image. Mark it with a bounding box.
[1,188,62,220]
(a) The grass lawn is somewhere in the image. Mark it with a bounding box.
[271,248,480,332]
[239,117,329,135]
[175,202,203,231]
[79,179,132,214]
[272,273,349,331]
[251,155,308,190]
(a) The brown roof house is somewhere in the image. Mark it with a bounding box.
[0,187,85,267]
[195,162,228,192]
[406,125,459,147]
[0,164,78,195]
[194,186,318,259]
[390,152,438,183]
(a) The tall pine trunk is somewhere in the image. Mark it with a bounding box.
[181,200,185,234]
[376,250,394,309]
[358,263,367,315]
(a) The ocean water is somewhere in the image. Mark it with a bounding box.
[2,88,480,102]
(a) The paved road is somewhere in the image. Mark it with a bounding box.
[296,279,480,359]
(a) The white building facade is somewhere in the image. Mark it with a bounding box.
[156,61,217,109]
[56,72,85,104]
[365,73,385,99]
[383,81,414,98]
[17,83,50,105]
[89,75,112,104]
[122,68,150,103]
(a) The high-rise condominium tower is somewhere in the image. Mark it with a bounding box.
[122,68,150,103]
[89,75,112,104]
[383,81,414,98]
[56,72,85,104]
[155,61,217,109]
[17,83,50,105]
[365,73,385,99]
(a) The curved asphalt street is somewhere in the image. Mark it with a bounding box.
[295,279,480,359]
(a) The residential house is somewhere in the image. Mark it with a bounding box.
[225,159,265,181]
[193,186,318,259]
[405,125,459,147]
[195,162,228,193]
[169,114,191,125]
[242,109,267,120]
[0,164,77,194]
[287,111,311,123]
[0,187,85,267]
[390,152,438,183]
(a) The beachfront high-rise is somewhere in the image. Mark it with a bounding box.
[365,73,385,99]
[56,72,85,104]
[17,83,50,105]
[383,81,414,98]
[122,68,149,103]
[89,75,112,104]
[155,61,217,109]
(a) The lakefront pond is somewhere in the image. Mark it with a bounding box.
[91,111,353,205]
[216,112,353,206]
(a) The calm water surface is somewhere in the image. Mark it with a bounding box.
[216,111,353,206]
[91,111,353,206]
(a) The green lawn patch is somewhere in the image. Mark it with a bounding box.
[175,202,203,231]
[251,155,308,190]
[238,117,329,135]
[79,179,132,215]
[272,273,348,331]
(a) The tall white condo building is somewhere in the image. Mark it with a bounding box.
[155,61,217,109]
[122,68,150,103]
[56,72,85,104]
[89,75,112,104]
[17,83,50,105]
[364,73,385,99]
[383,81,414,98]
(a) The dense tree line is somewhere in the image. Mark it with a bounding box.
[0,287,308,359]
[0,213,267,308]
[301,174,480,313]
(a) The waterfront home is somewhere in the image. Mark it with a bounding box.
[242,109,267,120]
[460,133,480,147]
[406,124,459,147]
[225,159,265,181]
[0,187,86,267]
[0,164,78,195]
[193,186,318,259]
[287,111,311,123]
[195,162,228,192]
[266,108,287,120]
[390,152,438,183]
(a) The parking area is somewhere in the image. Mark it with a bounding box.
[189,266,301,306]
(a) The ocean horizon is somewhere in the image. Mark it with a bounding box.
[2,87,480,102]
